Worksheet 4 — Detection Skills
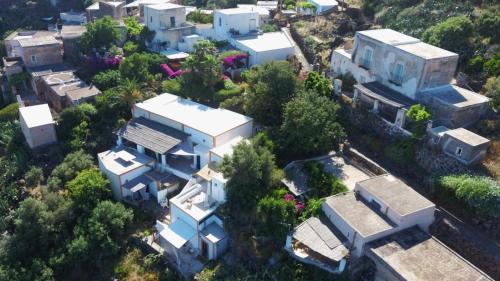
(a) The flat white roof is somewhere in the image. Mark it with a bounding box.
[98,147,154,176]
[147,3,185,10]
[236,31,294,52]
[159,219,196,249]
[396,41,457,60]
[19,104,54,128]
[309,0,338,7]
[124,0,170,8]
[358,29,420,46]
[237,4,270,15]
[134,93,253,137]
[216,7,257,15]
[445,128,490,146]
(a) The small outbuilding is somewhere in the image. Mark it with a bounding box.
[233,32,295,66]
[19,104,57,149]
[430,126,490,165]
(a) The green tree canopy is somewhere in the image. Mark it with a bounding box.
[475,9,500,44]
[280,91,345,157]
[243,61,299,127]
[182,40,220,99]
[47,150,94,190]
[92,69,122,91]
[123,16,144,39]
[483,76,500,111]
[66,168,111,213]
[304,71,332,97]
[421,16,473,62]
[79,16,121,53]
[68,201,133,265]
[405,104,432,137]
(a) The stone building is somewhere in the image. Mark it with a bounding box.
[19,104,57,149]
[86,1,126,21]
[331,29,489,129]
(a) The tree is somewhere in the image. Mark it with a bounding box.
[119,78,143,109]
[219,138,282,258]
[123,41,138,56]
[304,71,332,97]
[182,40,220,100]
[244,61,299,127]
[123,16,144,39]
[25,166,44,187]
[57,103,97,142]
[66,169,111,213]
[483,76,500,111]
[484,53,500,77]
[92,69,122,91]
[119,52,166,83]
[79,16,121,53]
[475,9,500,43]
[421,16,473,62]
[68,201,133,265]
[405,104,432,137]
[280,91,345,157]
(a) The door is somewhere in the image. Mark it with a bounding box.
[249,19,256,31]
[201,240,209,258]
[196,155,201,170]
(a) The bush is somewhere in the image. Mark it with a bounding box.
[92,69,121,90]
[261,23,279,33]
[123,41,138,56]
[162,78,183,95]
[483,76,500,111]
[405,104,432,137]
[437,175,500,217]
[303,161,348,198]
[383,139,416,167]
[466,55,485,76]
[0,103,19,122]
[187,10,213,24]
[25,166,44,187]
[484,53,500,77]
[214,79,243,102]
[475,9,500,43]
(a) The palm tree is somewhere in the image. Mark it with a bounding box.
[120,78,143,109]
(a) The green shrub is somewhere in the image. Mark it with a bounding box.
[92,69,121,90]
[162,78,182,95]
[0,103,19,122]
[475,9,500,43]
[25,166,44,187]
[261,23,279,33]
[466,55,485,76]
[484,53,500,77]
[123,41,138,56]
[303,161,348,198]
[7,72,30,88]
[186,10,213,24]
[437,175,500,217]
[405,104,432,138]
[215,79,243,102]
[383,139,416,167]
[483,76,500,111]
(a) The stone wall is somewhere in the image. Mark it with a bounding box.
[415,144,473,176]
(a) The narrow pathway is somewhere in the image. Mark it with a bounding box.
[282,27,312,72]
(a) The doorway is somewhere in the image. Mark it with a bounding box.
[201,240,208,258]
[249,19,256,31]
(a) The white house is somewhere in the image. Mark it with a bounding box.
[307,0,338,14]
[237,4,271,24]
[233,32,295,66]
[144,3,195,50]
[321,174,435,257]
[98,93,253,262]
[214,8,260,40]
[19,104,57,149]
[213,8,295,66]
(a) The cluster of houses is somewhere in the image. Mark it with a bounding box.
[2,0,495,279]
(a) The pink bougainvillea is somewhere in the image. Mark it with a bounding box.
[283,193,305,213]
[86,55,122,73]
[222,53,248,69]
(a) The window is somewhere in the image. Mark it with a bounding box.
[392,63,405,85]
[218,17,222,27]
[150,16,153,23]
[31,55,37,64]
[370,199,382,211]
[170,16,175,27]
[361,48,373,69]
[455,147,463,157]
